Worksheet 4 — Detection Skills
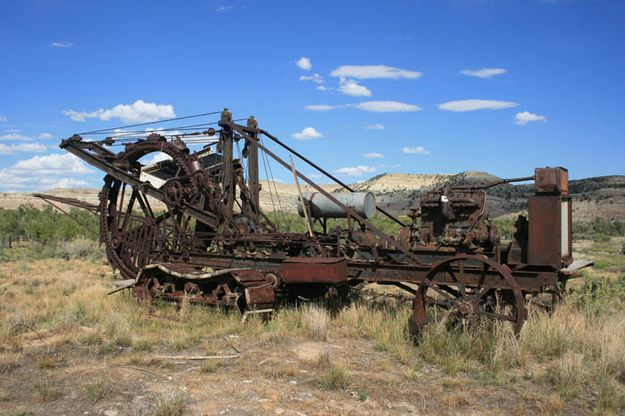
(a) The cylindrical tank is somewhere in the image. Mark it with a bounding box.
[297,192,376,219]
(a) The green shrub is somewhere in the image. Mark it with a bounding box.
[573,218,625,240]
[573,274,625,316]
[54,238,103,261]
[0,205,98,246]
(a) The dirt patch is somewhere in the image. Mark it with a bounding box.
[0,335,591,415]
[294,342,329,362]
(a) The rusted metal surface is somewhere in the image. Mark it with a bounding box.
[282,257,348,283]
[244,286,275,309]
[47,108,591,331]
[535,167,569,195]
[528,196,564,267]
[528,167,573,268]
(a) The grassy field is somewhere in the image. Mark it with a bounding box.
[0,237,624,415]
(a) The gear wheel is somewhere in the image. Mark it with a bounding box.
[99,136,217,279]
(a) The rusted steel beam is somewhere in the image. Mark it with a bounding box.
[219,109,235,219]
[33,193,99,214]
[246,116,260,215]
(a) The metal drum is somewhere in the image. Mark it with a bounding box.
[297,192,376,219]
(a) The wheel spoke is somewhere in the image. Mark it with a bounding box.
[136,191,154,218]
[120,191,137,232]
[438,284,461,298]
[443,261,466,299]
[427,283,460,303]
[476,282,494,301]
[117,182,127,214]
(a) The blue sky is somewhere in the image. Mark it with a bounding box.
[0,0,623,191]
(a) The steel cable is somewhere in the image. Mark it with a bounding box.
[78,110,223,135]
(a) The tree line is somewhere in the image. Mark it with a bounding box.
[0,205,98,247]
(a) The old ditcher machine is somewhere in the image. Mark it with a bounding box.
[37,109,592,331]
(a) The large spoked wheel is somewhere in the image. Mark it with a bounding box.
[99,138,212,279]
[412,254,528,333]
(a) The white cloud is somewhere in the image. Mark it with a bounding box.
[305,101,419,112]
[365,123,385,130]
[50,178,89,188]
[63,99,175,123]
[51,41,74,48]
[336,165,376,176]
[0,114,6,122]
[292,127,322,140]
[0,143,47,155]
[363,152,384,159]
[0,170,90,191]
[330,65,422,80]
[300,73,323,84]
[460,68,507,79]
[402,146,431,155]
[305,105,335,111]
[144,127,182,136]
[0,132,53,141]
[0,153,95,192]
[0,171,32,190]
[215,5,232,12]
[438,99,518,112]
[354,101,420,112]
[16,143,47,152]
[515,111,547,125]
[12,153,93,175]
[337,78,371,97]
[316,85,330,91]
[296,57,312,70]
[0,133,33,141]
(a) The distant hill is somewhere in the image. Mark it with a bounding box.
[1,173,623,222]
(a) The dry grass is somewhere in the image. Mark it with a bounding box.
[302,304,329,341]
[413,301,625,410]
[84,376,113,404]
[32,377,61,402]
[0,352,22,373]
[332,303,415,364]
[315,351,350,390]
[520,305,625,393]
[537,394,565,416]
[549,351,587,398]
[152,389,187,416]
[0,258,256,357]
[595,380,625,416]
